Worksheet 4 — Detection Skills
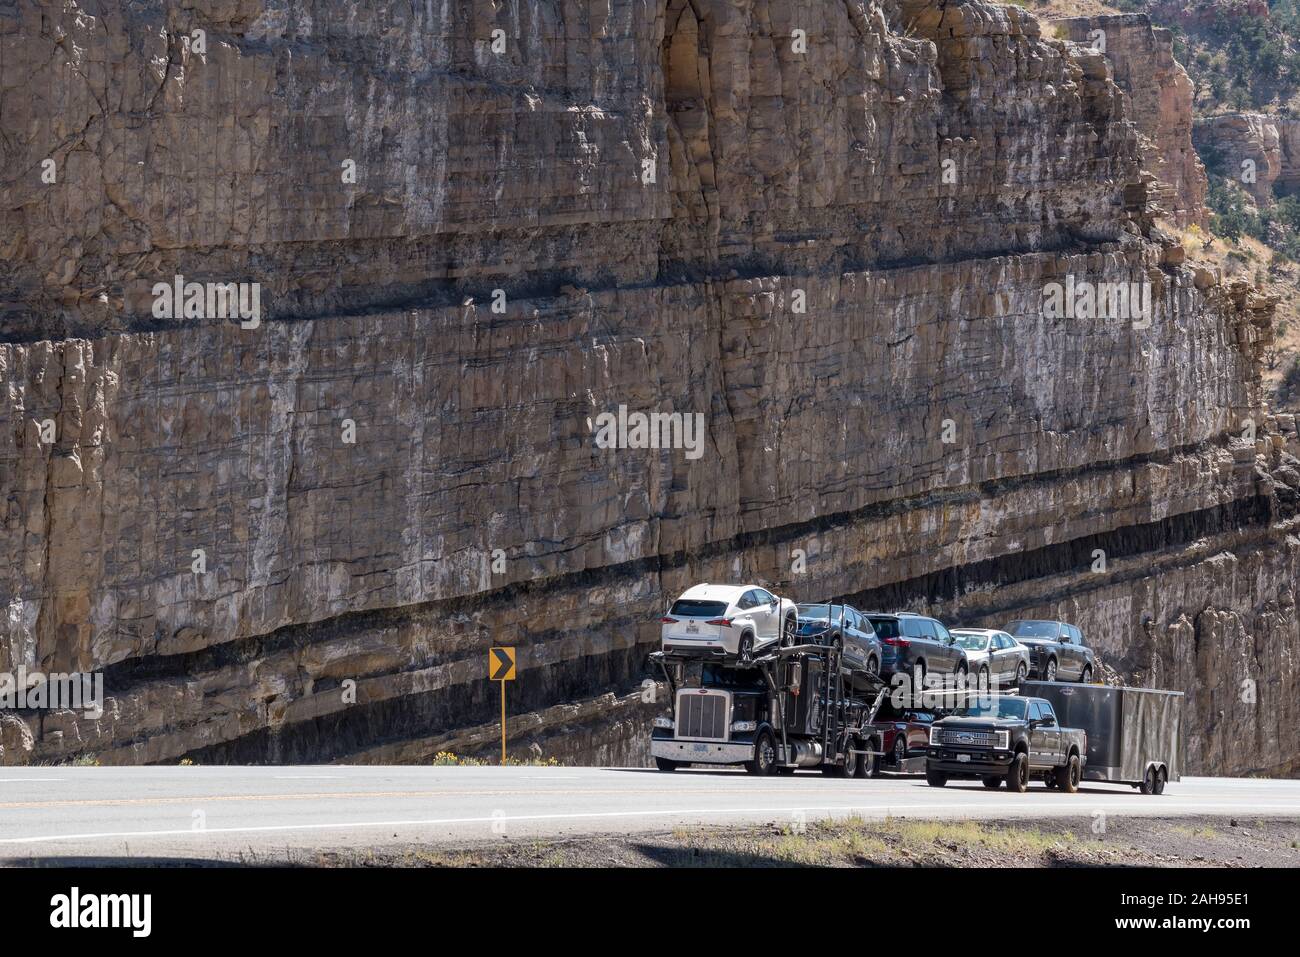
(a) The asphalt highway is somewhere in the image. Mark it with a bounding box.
[1,765,1297,863]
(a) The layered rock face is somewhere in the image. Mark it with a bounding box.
[1194,112,1300,206]
[1,1,1294,775]
[1052,14,1207,226]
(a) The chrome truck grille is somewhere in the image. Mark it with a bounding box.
[936,728,998,748]
[675,690,729,741]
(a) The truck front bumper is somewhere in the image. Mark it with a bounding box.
[928,747,1015,776]
[652,738,755,765]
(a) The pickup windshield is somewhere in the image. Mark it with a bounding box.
[1006,620,1060,639]
[953,698,1028,720]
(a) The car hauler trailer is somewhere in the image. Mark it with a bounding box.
[648,645,888,776]
[1020,681,1183,794]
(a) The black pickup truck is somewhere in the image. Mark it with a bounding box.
[925,696,1087,792]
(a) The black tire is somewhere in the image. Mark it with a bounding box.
[1043,658,1058,683]
[856,740,877,779]
[1058,753,1081,793]
[1043,769,1058,789]
[654,757,678,772]
[977,665,989,690]
[925,766,947,788]
[867,655,880,676]
[835,744,858,778]
[982,775,1002,789]
[739,632,755,662]
[1139,764,1158,795]
[892,735,907,770]
[1006,752,1029,792]
[781,615,796,648]
[1015,662,1027,686]
[1080,665,1092,684]
[745,730,778,776]
[1154,767,1167,795]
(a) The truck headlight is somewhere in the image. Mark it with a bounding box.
[929,726,942,747]
[996,731,1009,750]
[653,717,674,730]
[731,720,757,733]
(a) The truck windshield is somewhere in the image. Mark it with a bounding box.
[953,698,1028,720]
[699,664,766,691]
[1006,620,1059,639]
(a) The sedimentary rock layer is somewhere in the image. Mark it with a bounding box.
[0,1,1292,775]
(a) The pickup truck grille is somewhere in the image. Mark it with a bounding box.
[936,729,999,748]
[676,691,729,741]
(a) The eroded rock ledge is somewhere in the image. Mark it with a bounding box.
[1,1,1293,775]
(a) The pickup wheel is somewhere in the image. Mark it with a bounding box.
[745,730,778,776]
[1139,764,1158,795]
[982,775,1002,789]
[654,757,679,772]
[1080,665,1092,684]
[925,766,948,788]
[1006,752,1030,792]
[1057,753,1081,793]
[1043,658,1058,682]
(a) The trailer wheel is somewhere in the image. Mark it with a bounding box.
[982,775,1002,789]
[1006,752,1029,792]
[856,740,877,779]
[834,748,858,778]
[1057,753,1080,793]
[745,730,778,776]
[654,757,679,772]
[1139,764,1158,795]
[1153,766,1167,795]
[925,766,947,788]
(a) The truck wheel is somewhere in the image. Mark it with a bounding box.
[745,730,778,776]
[1044,658,1057,682]
[1139,764,1158,795]
[982,775,1002,789]
[856,740,877,779]
[1057,754,1080,793]
[1006,752,1029,792]
[1080,665,1092,684]
[1154,767,1167,794]
[925,766,947,787]
[654,757,679,772]
[835,744,858,778]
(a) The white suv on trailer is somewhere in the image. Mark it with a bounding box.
[660,584,798,659]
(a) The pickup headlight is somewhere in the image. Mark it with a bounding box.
[732,720,757,732]
[996,730,1010,750]
[929,726,942,747]
[653,717,674,730]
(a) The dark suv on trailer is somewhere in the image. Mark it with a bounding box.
[866,612,969,685]
[1004,620,1096,683]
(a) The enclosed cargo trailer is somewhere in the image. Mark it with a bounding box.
[1020,681,1182,794]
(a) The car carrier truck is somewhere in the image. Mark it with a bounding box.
[1021,681,1183,794]
[648,644,888,776]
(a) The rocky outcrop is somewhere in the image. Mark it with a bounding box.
[1052,14,1208,226]
[1194,113,1286,206]
[0,1,1293,776]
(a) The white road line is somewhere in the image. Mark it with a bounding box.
[0,778,63,783]
[273,775,343,780]
[5,801,1300,846]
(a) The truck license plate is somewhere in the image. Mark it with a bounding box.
[957,754,970,762]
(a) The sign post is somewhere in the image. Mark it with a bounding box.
[489,647,516,764]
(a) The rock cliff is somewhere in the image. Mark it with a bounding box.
[1,0,1295,775]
